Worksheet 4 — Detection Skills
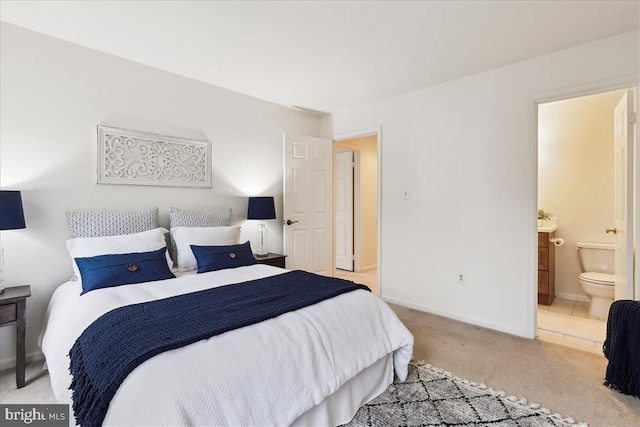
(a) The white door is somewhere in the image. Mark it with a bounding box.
[336,150,354,271]
[283,133,333,275]
[613,89,635,300]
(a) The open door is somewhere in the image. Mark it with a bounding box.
[283,133,333,275]
[336,150,354,271]
[612,89,635,300]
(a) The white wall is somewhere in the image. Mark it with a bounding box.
[322,30,640,338]
[538,90,624,301]
[0,23,320,368]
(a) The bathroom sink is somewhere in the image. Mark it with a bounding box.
[538,218,558,233]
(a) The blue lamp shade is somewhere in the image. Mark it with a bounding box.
[247,197,276,220]
[0,191,26,230]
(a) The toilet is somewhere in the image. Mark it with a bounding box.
[576,242,615,318]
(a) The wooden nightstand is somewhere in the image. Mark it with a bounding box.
[0,285,31,388]
[254,253,287,268]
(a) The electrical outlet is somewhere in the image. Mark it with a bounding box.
[457,272,466,284]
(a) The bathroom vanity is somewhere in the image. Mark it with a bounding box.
[538,226,556,305]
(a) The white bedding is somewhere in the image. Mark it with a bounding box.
[39,264,414,426]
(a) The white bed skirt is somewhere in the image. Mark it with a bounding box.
[292,354,393,426]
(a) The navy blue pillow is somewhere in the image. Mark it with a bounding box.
[75,247,175,295]
[191,241,257,273]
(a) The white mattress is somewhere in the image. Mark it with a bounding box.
[39,264,414,426]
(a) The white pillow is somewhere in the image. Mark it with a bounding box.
[66,227,171,282]
[169,207,232,263]
[173,226,241,271]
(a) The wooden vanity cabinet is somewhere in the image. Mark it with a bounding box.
[538,231,555,305]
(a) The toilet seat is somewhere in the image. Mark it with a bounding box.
[579,272,615,286]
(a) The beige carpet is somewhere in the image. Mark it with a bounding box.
[392,304,640,427]
[0,360,54,404]
[1,304,639,426]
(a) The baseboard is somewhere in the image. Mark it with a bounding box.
[554,292,590,303]
[361,264,377,273]
[0,350,45,372]
[382,296,533,339]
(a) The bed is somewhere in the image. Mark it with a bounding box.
[39,208,414,426]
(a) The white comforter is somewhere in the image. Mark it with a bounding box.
[40,264,414,426]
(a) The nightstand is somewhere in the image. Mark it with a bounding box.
[254,253,287,268]
[0,285,31,388]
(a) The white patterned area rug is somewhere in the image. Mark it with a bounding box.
[344,362,587,427]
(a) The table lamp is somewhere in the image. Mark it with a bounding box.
[247,196,276,256]
[0,191,26,293]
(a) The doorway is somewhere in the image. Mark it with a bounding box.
[535,87,636,353]
[333,130,380,295]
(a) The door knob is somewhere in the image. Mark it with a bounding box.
[606,227,618,234]
[286,219,299,226]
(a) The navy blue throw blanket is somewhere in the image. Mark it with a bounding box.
[603,300,640,399]
[69,270,370,427]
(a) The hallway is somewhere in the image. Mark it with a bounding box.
[335,269,377,295]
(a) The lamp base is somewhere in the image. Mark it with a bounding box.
[255,222,268,256]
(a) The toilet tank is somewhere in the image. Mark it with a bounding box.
[576,242,615,273]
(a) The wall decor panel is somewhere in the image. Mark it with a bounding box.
[98,126,211,187]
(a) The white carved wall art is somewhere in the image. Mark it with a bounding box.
[97,126,211,188]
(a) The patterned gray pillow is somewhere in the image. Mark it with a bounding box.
[66,207,159,238]
[169,207,232,262]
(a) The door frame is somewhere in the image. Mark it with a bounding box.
[530,75,639,338]
[333,126,382,294]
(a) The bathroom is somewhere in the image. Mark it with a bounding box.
[536,88,629,354]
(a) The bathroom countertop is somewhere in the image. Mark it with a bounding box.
[538,224,557,233]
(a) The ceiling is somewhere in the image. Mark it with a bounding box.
[1,1,638,114]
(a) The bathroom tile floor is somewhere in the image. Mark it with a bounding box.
[537,298,607,355]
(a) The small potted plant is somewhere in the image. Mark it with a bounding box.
[538,209,553,227]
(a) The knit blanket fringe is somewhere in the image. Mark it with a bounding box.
[603,362,640,399]
[69,344,110,427]
[411,360,588,427]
